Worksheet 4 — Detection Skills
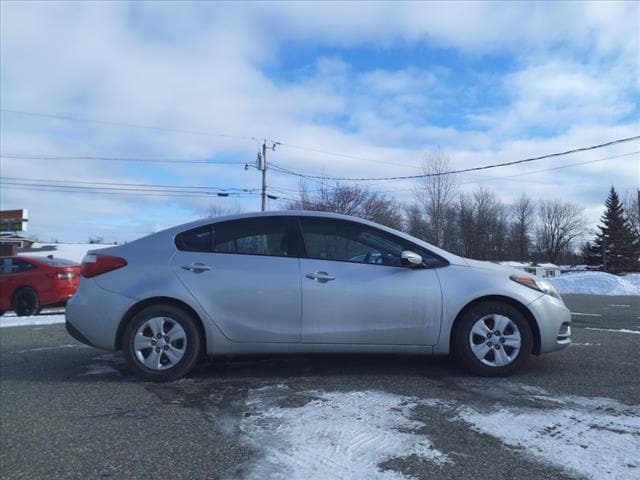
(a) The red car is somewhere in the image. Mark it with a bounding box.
[0,256,80,316]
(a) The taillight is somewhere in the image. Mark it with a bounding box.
[81,254,127,278]
[57,272,75,280]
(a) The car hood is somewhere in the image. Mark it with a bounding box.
[459,258,523,275]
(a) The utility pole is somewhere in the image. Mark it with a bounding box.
[257,140,279,212]
[260,142,267,211]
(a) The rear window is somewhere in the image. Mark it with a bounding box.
[38,257,78,266]
[0,258,36,274]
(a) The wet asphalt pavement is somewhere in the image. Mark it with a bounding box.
[1,294,638,480]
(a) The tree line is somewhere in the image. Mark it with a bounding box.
[286,151,640,271]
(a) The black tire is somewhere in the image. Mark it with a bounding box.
[453,301,533,377]
[12,287,41,317]
[122,304,203,382]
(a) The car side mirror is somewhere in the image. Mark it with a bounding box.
[401,250,424,267]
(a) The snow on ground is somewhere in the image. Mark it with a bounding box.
[238,385,448,480]
[82,364,120,376]
[19,242,112,263]
[548,272,640,296]
[585,327,640,335]
[234,384,640,480]
[0,313,65,328]
[623,273,640,289]
[457,392,640,480]
[233,383,640,480]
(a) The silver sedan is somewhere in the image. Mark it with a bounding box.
[66,211,571,381]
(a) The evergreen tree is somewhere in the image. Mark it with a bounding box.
[588,187,640,273]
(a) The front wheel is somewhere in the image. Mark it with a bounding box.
[123,304,202,382]
[12,287,41,316]
[453,301,533,377]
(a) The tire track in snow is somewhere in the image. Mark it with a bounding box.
[236,386,448,480]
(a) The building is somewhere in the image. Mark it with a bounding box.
[538,263,562,278]
[0,234,35,255]
[499,261,560,278]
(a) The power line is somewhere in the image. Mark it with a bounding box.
[1,176,253,193]
[0,183,259,198]
[0,175,279,200]
[0,179,257,198]
[0,153,244,165]
[275,141,424,170]
[264,150,640,200]
[458,150,640,186]
[0,108,261,142]
[1,108,422,170]
[357,150,640,193]
[269,136,640,182]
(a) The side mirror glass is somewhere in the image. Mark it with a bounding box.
[401,250,423,267]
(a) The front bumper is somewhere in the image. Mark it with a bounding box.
[528,294,572,353]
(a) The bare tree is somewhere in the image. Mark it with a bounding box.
[404,203,429,240]
[472,187,506,260]
[455,193,475,257]
[535,200,585,263]
[206,201,243,218]
[623,188,640,237]
[415,150,457,248]
[289,182,403,229]
[509,194,534,261]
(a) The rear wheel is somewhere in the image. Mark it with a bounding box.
[123,304,202,382]
[12,287,41,316]
[453,301,533,377]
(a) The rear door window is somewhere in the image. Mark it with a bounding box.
[175,226,212,252]
[175,217,296,257]
[213,217,293,257]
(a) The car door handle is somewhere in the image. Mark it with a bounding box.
[305,271,335,282]
[182,263,212,273]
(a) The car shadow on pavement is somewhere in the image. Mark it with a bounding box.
[1,340,562,385]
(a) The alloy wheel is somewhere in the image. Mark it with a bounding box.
[133,317,187,370]
[468,314,522,367]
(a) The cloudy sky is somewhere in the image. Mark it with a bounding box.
[1,1,638,243]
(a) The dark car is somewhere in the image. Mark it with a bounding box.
[0,256,80,316]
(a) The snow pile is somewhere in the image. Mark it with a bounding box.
[239,386,447,479]
[19,242,112,263]
[548,272,640,296]
[0,313,65,328]
[458,395,640,480]
[622,273,640,289]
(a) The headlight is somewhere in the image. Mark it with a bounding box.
[510,275,562,300]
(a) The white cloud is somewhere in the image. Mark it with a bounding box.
[0,1,638,242]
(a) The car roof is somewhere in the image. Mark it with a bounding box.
[143,210,466,266]
[159,210,403,237]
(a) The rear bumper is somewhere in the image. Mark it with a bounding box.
[65,279,135,351]
[65,320,98,348]
[528,294,572,353]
